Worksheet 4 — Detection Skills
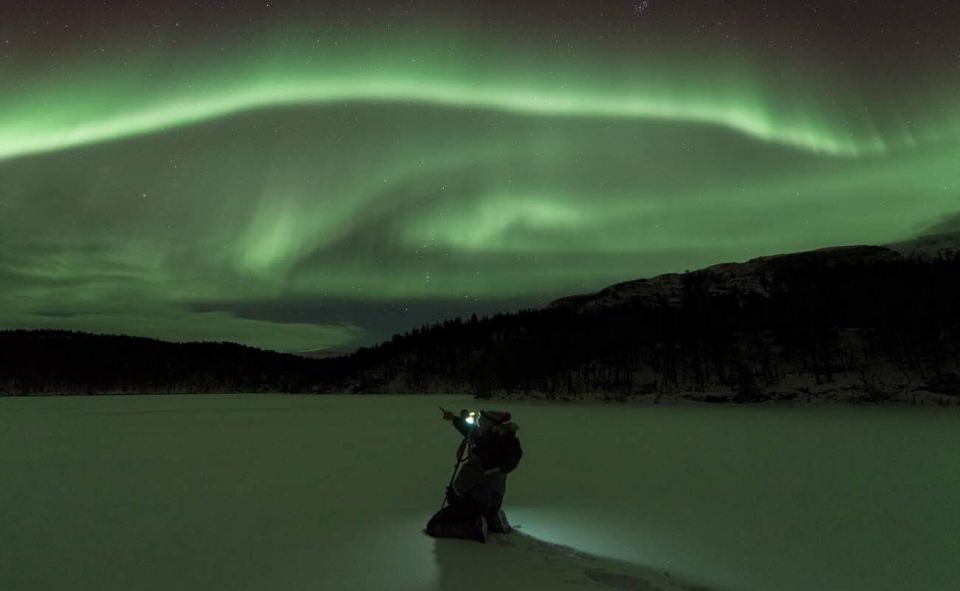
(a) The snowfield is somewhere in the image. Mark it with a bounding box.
[2,394,958,591]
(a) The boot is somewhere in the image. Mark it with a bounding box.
[474,514,488,543]
[426,510,487,543]
[487,509,512,534]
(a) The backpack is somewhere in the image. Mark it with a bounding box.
[476,431,523,474]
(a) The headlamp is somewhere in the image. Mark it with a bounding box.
[464,410,478,425]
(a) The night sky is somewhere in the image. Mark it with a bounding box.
[1,1,958,352]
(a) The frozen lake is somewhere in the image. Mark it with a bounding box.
[2,394,958,590]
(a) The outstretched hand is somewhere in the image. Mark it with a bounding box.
[440,406,455,421]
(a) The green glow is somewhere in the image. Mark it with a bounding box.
[1,35,954,162]
[0,75,878,159]
[1,32,958,350]
[405,193,586,250]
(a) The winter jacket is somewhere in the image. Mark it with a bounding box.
[450,417,522,513]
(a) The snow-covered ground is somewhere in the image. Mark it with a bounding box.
[2,395,958,591]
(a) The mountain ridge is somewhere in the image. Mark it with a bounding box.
[4,234,960,402]
[548,241,945,312]
[327,237,960,403]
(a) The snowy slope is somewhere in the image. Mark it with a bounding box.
[3,394,958,591]
[886,230,960,259]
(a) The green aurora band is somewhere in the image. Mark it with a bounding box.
[1,35,958,350]
[2,37,958,161]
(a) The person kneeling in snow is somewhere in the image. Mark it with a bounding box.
[426,408,522,543]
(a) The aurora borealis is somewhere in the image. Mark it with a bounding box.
[1,1,959,351]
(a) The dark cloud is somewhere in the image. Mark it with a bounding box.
[189,296,541,345]
[33,310,81,319]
